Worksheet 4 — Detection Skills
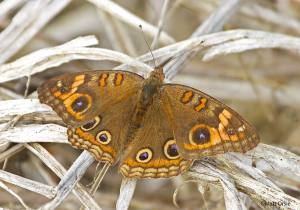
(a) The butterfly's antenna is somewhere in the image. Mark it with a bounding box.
[139,25,158,68]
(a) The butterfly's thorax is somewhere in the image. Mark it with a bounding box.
[124,67,164,145]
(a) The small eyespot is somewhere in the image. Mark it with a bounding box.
[56,81,68,93]
[164,139,180,159]
[96,130,111,144]
[60,86,68,94]
[71,96,88,112]
[189,124,211,145]
[136,148,153,163]
[80,116,101,131]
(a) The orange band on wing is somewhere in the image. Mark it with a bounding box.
[124,157,184,168]
[53,75,85,100]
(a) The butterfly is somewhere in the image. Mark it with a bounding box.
[37,64,259,179]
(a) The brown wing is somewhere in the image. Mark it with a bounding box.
[38,70,143,126]
[119,96,192,179]
[161,84,259,159]
[67,92,139,164]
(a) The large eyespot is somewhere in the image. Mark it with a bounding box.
[189,124,211,145]
[164,139,180,159]
[71,95,89,113]
[80,116,101,131]
[96,130,112,145]
[136,148,153,163]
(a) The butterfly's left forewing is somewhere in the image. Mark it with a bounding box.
[161,84,259,159]
[38,70,144,126]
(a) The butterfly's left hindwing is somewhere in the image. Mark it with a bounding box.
[161,84,259,159]
[67,92,139,164]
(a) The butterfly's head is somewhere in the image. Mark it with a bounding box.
[150,66,165,83]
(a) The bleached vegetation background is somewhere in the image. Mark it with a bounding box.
[0,0,300,209]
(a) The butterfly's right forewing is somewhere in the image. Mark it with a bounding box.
[161,84,259,159]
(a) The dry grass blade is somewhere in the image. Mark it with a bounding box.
[0,144,24,163]
[40,151,95,210]
[0,87,23,100]
[0,0,71,64]
[151,0,170,49]
[253,144,300,181]
[0,35,153,83]
[187,161,247,210]
[0,36,98,83]
[116,29,300,79]
[0,124,67,144]
[0,180,30,210]
[0,99,50,118]
[2,30,299,86]
[193,0,242,36]
[165,0,243,79]
[0,169,56,199]
[173,75,300,107]
[79,163,111,210]
[87,0,175,45]
[241,2,300,34]
[166,30,300,76]
[116,178,137,210]
[202,34,300,61]
[25,143,102,210]
[187,143,300,209]
[96,9,124,52]
[0,0,26,21]
[224,154,282,191]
